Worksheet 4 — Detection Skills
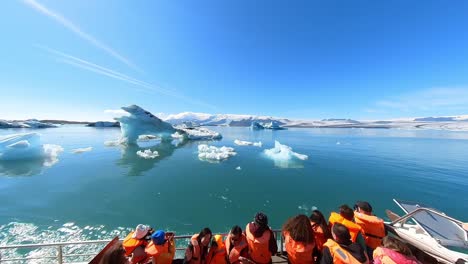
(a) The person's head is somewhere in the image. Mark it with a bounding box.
[309,210,326,226]
[99,241,130,264]
[339,204,354,221]
[382,236,413,256]
[230,225,242,242]
[212,234,224,248]
[254,212,268,228]
[354,201,373,215]
[282,214,315,244]
[132,224,150,240]
[331,223,351,243]
[198,227,212,247]
[151,230,166,245]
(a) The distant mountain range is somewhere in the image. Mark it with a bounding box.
[2,113,468,131]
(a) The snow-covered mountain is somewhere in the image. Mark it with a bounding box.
[164,112,290,127]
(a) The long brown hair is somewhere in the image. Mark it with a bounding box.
[310,210,332,240]
[382,236,414,256]
[99,241,128,264]
[282,214,315,244]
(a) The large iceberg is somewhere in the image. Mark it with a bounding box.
[198,144,236,161]
[264,141,307,168]
[115,105,176,144]
[0,133,64,175]
[263,121,286,130]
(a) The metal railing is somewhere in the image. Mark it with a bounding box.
[0,230,284,264]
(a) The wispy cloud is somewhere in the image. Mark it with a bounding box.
[22,0,140,72]
[373,87,468,115]
[39,46,217,110]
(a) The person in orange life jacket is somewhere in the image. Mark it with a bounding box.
[282,214,317,264]
[245,212,278,264]
[123,224,154,264]
[309,210,332,253]
[206,235,228,264]
[328,205,367,250]
[99,241,131,264]
[353,201,386,260]
[145,230,176,264]
[373,236,421,264]
[184,227,213,264]
[225,225,249,264]
[320,223,368,264]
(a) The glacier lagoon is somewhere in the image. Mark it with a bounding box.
[1,125,468,250]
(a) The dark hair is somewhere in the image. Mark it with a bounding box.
[282,214,315,245]
[339,204,354,221]
[355,201,373,213]
[197,227,213,243]
[382,236,413,256]
[309,210,332,240]
[211,239,218,247]
[197,227,212,260]
[332,223,351,243]
[230,225,242,236]
[253,212,270,237]
[99,241,128,264]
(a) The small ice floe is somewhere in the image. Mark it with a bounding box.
[198,144,236,161]
[264,141,308,161]
[235,166,241,170]
[336,141,341,145]
[71,147,93,154]
[136,149,159,159]
[234,139,262,147]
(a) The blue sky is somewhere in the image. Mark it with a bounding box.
[1,0,468,121]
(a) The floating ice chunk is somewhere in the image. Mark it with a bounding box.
[71,147,93,154]
[235,166,241,170]
[336,141,341,145]
[138,134,159,141]
[104,139,125,146]
[136,149,159,159]
[198,144,236,161]
[264,141,308,166]
[234,139,262,147]
[171,132,185,139]
[180,127,222,140]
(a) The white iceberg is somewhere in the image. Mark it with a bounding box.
[71,147,93,154]
[264,141,308,167]
[0,133,63,169]
[234,139,262,147]
[136,149,159,159]
[115,105,176,144]
[198,144,236,161]
[235,166,241,170]
[179,127,222,140]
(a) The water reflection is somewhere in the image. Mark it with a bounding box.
[0,159,47,176]
[116,139,187,176]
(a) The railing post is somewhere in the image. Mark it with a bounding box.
[57,245,63,264]
[279,232,283,254]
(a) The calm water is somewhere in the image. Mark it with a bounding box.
[1,126,468,250]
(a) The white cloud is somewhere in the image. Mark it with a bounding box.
[22,0,140,72]
[104,109,129,117]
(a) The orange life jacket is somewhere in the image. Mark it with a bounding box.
[225,234,248,264]
[310,222,327,252]
[145,240,174,264]
[123,231,148,256]
[353,212,385,249]
[328,212,363,242]
[283,231,315,264]
[245,222,272,264]
[323,239,369,264]
[207,235,227,264]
